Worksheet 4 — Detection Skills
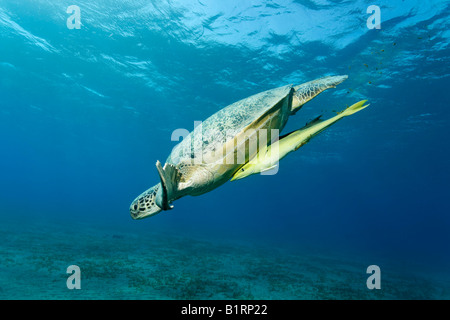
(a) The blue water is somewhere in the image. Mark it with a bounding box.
[1,0,449,299]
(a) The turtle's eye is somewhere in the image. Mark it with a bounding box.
[241,168,245,172]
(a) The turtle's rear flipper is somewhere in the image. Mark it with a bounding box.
[155,161,180,210]
[291,75,348,115]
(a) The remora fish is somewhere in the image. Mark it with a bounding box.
[231,100,370,180]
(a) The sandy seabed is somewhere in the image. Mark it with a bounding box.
[0,217,448,300]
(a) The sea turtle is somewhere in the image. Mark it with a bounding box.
[130,75,348,219]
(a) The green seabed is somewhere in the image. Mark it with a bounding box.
[0,217,448,300]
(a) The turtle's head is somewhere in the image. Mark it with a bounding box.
[130,184,163,219]
[231,163,258,181]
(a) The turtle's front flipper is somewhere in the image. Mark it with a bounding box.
[291,75,348,115]
[155,161,181,210]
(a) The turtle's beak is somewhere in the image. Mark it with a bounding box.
[130,184,163,220]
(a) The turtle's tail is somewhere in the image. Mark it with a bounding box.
[291,75,348,115]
